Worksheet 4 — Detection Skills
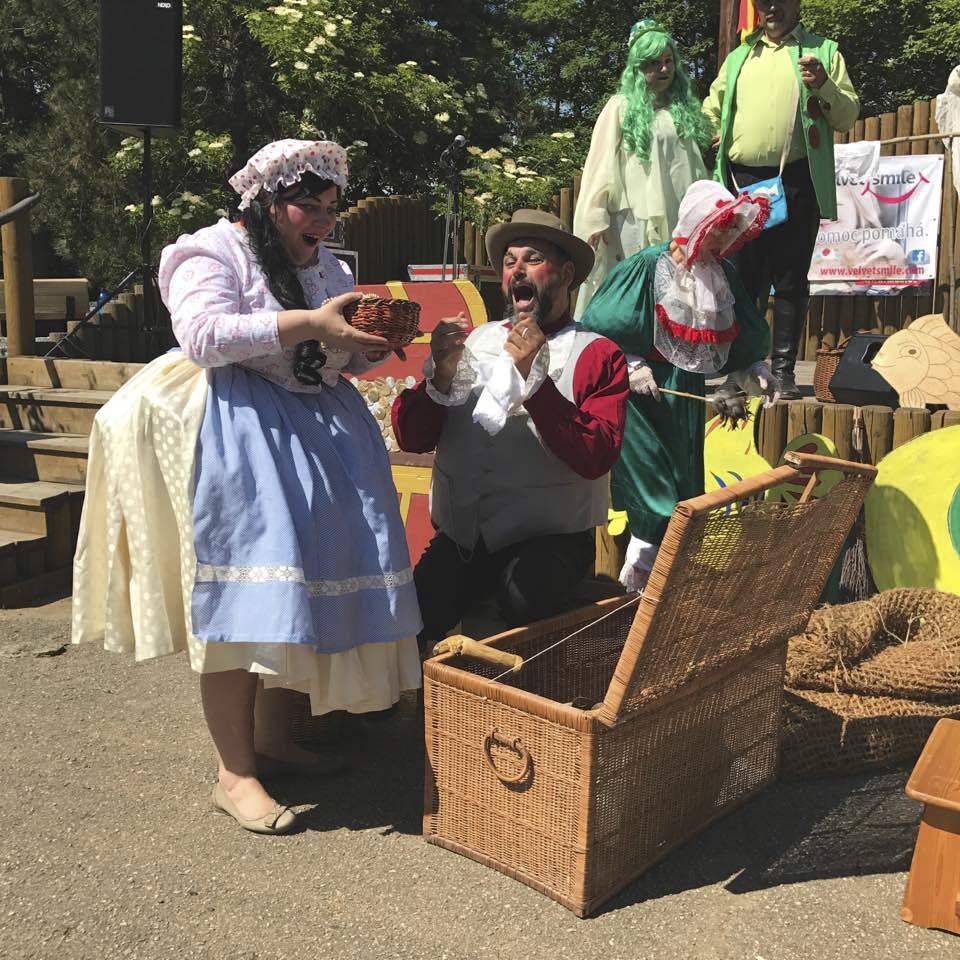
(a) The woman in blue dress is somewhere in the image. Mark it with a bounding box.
[73,140,422,834]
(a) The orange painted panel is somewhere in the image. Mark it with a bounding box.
[351,280,487,385]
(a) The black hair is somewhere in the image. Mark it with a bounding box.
[239,172,339,311]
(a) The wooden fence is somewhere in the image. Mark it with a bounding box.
[756,399,960,466]
[459,96,960,352]
[339,195,446,284]
[59,284,175,363]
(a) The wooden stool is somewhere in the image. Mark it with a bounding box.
[902,718,960,935]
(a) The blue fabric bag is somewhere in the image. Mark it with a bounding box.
[732,80,798,231]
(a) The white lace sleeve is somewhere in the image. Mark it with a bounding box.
[422,353,475,406]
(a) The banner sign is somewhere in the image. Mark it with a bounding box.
[809,142,944,295]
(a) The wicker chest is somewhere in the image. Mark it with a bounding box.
[423,453,875,916]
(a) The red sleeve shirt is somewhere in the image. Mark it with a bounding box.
[391,334,628,479]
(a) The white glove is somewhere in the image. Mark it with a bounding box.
[736,361,780,407]
[618,536,659,593]
[626,357,661,401]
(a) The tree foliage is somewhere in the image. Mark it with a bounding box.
[803,0,960,116]
[0,0,957,283]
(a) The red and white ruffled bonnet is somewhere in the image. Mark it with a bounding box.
[653,180,768,375]
[229,139,349,211]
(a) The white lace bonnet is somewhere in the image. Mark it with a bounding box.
[228,139,348,211]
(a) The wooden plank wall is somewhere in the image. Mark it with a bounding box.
[338,195,446,284]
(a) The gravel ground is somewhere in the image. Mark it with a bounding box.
[0,598,956,960]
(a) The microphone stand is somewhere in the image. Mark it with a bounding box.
[440,138,468,282]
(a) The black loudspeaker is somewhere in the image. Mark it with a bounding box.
[99,0,183,132]
[828,333,900,408]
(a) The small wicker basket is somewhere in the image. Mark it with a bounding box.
[345,294,421,358]
[813,337,850,403]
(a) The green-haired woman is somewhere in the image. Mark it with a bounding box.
[573,20,713,318]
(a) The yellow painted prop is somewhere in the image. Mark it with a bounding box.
[433,635,524,673]
[703,397,770,495]
[865,425,960,593]
[765,433,844,504]
[871,314,960,410]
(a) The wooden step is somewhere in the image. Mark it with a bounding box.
[0,479,84,568]
[0,528,46,586]
[4,355,143,390]
[0,385,111,434]
[0,429,89,483]
[0,566,72,608]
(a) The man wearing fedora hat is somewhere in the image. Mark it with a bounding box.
[703,0,859,398]
[392,209,629,651]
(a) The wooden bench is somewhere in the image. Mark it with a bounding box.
[0,278,89,326]
[902,718,960,935]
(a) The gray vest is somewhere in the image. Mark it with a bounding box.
[430,323,609,552]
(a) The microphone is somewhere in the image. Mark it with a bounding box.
[440,135,468,167]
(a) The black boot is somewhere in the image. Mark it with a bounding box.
[771,297,807,400]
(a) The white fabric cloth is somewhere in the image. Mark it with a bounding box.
[422,320,584,433]
[652,252,737,374]
[619,535,658,592]
[936,67,960,199]
[229,139,348,210]
[573,98,708,319]
[158,219,356,391]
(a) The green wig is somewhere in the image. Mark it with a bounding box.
[618,20,712,163]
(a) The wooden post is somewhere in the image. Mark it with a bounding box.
[718,0,739,65]
[560,187,573,233]
[786,399,823,443]
[861,404,894,464]
[893,406,931,449]
[911,99,931,155]
[115,293,135,363]
[758,401,789,465]
[820,403,856,461]
[932,410,960,430]
[0,178,36,357]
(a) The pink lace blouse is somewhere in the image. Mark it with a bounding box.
[158,218,369,392]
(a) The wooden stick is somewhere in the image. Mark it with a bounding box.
[876,130,960,146]
[659,386,747,404]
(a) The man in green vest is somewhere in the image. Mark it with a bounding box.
[703,0,859,397]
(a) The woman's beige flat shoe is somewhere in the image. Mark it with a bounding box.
[211,783,297,835]
[255,751,346,777]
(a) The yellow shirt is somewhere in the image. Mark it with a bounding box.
[702,26,860,168]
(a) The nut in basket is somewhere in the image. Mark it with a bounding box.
[344,294,421,360]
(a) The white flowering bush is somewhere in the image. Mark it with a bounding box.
[247,0,488,193]
[454,129,589,229]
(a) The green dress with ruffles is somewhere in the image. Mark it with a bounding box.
[580,242,770,545]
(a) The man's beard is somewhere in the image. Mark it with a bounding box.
[502,281,558,326]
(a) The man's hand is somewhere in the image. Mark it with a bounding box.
[503,315,546,380]
[430,312,470,394]
[798,55,828,90]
